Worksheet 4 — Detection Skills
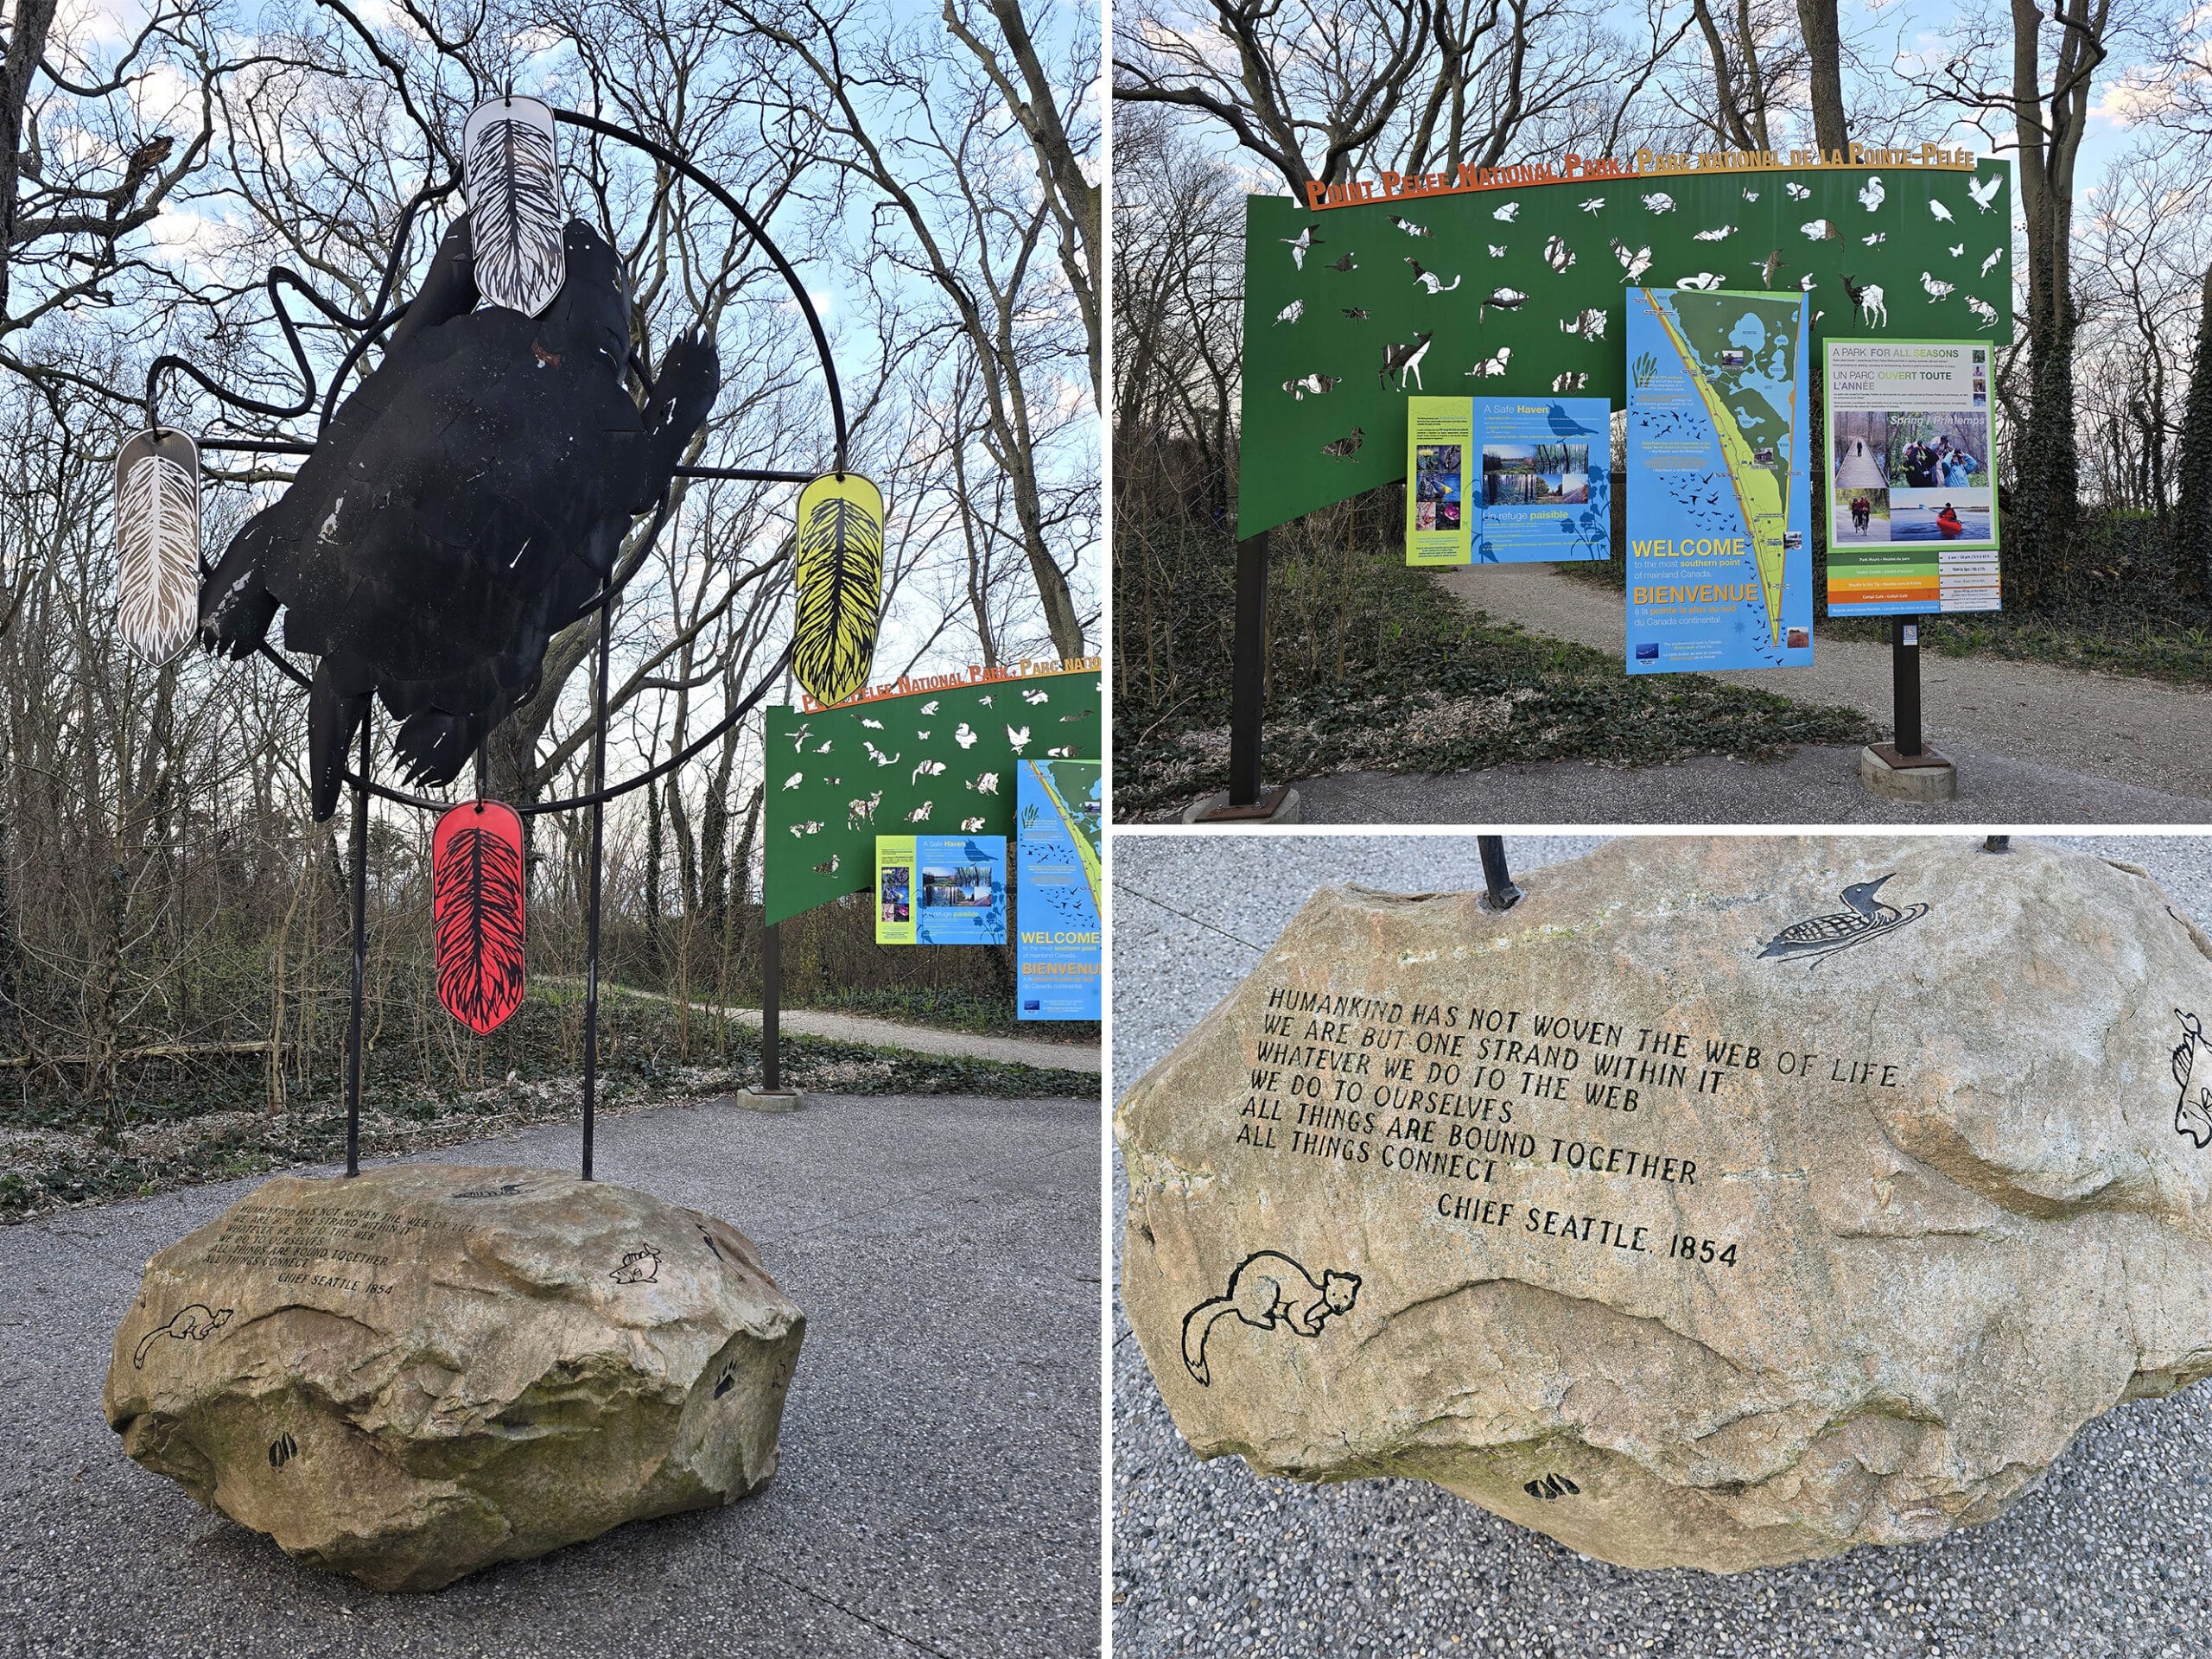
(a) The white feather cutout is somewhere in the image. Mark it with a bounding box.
[114,429,201,664]
[462,96,565,317]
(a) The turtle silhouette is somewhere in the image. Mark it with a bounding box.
[1757,874,1929,965]
[198,213,718,819]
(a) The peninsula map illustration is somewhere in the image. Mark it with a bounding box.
[1625,286,1813,672]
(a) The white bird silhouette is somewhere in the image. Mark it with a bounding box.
[1006,725,1031,753]
[1612,239,1652,280]
[1921,270,1955,300]
[1694,225,1735,241]
[954,722,978,748]
[813,739,831,753]
[1858,175,1885,212]
[1929,199,1955,223]
[1494,202,1520,221]
[1391,215,1431,237]
[1980,248,2003,276]
[781,771,804,790]
[1274,299,1304,325]
[788,722,810,752]
[1967,175,2002,213]
[861,717,883,729]
[1743,188,1761,201]
[1800,273,1817,291]
[1282,226,1319,268]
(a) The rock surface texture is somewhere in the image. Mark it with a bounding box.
[1116,836,2212,1572]
[105,1164,804,1591]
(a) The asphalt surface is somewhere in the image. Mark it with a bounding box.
[1111,831,2212,1659]
[0,1091,1100,1659]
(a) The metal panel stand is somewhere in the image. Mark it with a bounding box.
[1860,615,1956,801]
[1193,531,1298,823]
[733,922,801,1111]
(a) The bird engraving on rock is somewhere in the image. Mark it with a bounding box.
[1756,874,1929,965]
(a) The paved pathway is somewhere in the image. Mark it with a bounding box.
[0,1092,1099,1659]
[1438,562,2212,803]
[586,982,1101,1073]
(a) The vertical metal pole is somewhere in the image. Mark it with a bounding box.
[1226,531,1269,808]
[344,717,371,1179]
[762,921,781,1091]
[1892,617,1923,758]
[581,613,612,1182]
[1478,835,1522,912]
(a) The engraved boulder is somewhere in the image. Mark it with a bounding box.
[1116,836,2212,1572]
[103,1164,804,1592]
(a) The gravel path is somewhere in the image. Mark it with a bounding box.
[0,1090,1100,1659]
[1438,562,2212,801]
[1111,831,2212,1659]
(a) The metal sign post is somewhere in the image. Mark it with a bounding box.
[1478,835,1522,912]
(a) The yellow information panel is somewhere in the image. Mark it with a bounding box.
[1404,397,1473,565]
[874,835,916,945]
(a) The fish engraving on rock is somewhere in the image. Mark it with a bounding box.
[1756,874,1929,966]
[1179,1251,1360,1388]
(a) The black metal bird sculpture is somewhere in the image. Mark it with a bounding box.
[197,213,717,819]
[1757,874,1929,965]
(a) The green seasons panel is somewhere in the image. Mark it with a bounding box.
[764,669,1101,925]
[1240,161,2011,537]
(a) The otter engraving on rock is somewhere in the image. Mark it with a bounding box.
[1180,1252,1360,1387]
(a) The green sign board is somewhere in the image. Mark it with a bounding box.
[764,666,1101,925]
[1241,159,2012,538]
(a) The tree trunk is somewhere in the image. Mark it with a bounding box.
[0,0,62,322]
[1796,0,1848,154]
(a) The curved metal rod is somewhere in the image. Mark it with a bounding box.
[146,267,360,429]
[552,107,848,472]
[338,641,795,816]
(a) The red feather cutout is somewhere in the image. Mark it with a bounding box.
[432,801,527,1034]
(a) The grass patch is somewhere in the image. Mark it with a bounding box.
[1115,522,1875,817]
[0,986,1095,1223]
